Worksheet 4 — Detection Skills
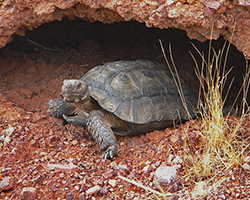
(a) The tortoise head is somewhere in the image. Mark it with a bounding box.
[61,79,90,103]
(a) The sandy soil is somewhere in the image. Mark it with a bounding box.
[0,19,249,199]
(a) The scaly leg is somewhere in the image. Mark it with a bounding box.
[48,98,76,118]
[87,110,118,159]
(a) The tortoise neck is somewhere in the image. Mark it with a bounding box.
[82,97,94,112]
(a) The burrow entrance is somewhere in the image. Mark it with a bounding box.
[0,18,246,115]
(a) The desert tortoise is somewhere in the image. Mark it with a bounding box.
[48,60,197,159]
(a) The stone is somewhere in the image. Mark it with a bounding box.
[142,165,151,173]
[108,179,116,187]
[0,176,14,192]
[45,162,78,172]
[236,0,250,6]
[85,185,101,195]
[203,0,221,10]
[99,186,109,194]
[79,192,86,200]
[153,164,180,188]
[103,169,116,179]
[19,89,33,99]
[20,187,37,200]
[242,163,250,171]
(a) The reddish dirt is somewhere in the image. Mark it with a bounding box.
[1,0,250,59]
[0,19,250,199]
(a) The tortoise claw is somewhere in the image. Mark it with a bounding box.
[101,145,117,160]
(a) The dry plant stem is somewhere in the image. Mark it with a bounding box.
[117,175,172,197]
[27,39,64,52]
[185,22,250,183]
[159,40,194,121]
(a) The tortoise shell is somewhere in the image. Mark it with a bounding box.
[80,60,197,124]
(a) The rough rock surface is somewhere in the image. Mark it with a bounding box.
[0,0,250,58]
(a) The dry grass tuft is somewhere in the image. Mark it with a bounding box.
[185,38,250,182]
[159,27,250,197]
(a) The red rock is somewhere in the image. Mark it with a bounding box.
[155,4,168,16]
[0,176,14,192]
[242,163,250,170]
[103,169,116,179]
[22,179,29,187]
[117,163,128,171]
[142,165,150,173]
[165,0,175,6]
[99,185,109,194]
[187,0,195,4]
[24,59,37,74]
[78,39,103,54]
[153,164,180,188]
[169,132,180,145]
[203,7,214,17]
[85,185,101,195]
[236,0,250,6]
[203,0,221,10]
[19,88,33,99]
[45,162,78,172]
[31,112,42,122]
[110,161,118,169]
[51,117,64,126]
[108,179,116,187]
[79,192,86,200]
[20,187,37,200]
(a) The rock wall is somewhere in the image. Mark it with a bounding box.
[0,0,250,58]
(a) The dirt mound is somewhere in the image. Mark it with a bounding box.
[1,0,250,58]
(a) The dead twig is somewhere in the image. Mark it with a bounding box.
[27,39,65,53]
[118,175,173,198]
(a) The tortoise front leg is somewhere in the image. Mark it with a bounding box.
[48,98,76,118]
[87,110,118,159]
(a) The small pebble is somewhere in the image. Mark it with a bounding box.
[20,187,37,200]
[108,179,116,187]
[86,185,101,195]
[153,164,180,188]
[72,139,78,145]
[242,163,250,171]
[19,88,33,99]
[0,176,14,192]
[74,185,80,191]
